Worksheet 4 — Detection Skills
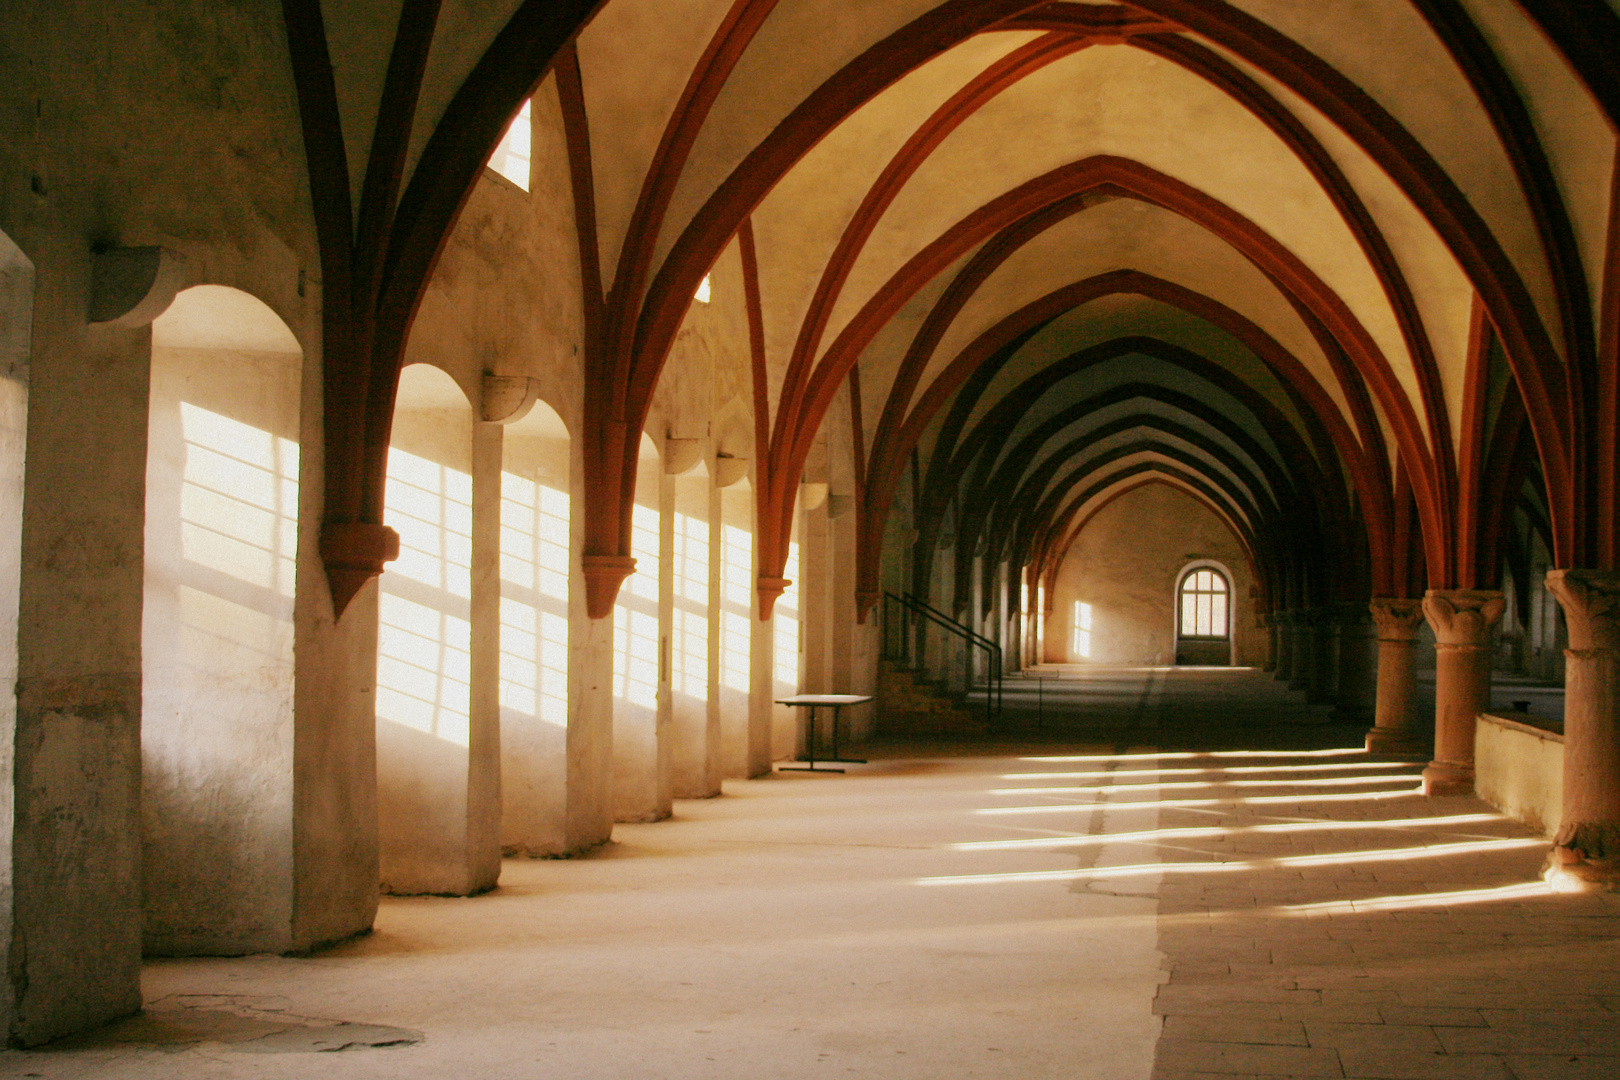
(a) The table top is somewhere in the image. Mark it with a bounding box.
[774,694,873,706]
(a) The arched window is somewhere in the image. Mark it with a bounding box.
[1179,569,1229,639]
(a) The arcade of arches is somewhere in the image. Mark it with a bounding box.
[2,0,1620,1059]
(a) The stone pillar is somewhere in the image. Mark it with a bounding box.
[1289,611,1314,693]
[1543,570,1620,890]
[747,586,777,777]
[1308,607,1341,703]
[1420,589,1504,795]
[1333,603,1377,722]
[1272,611,1295,681]
[1366,599,1424,751]
[1261,612,1277,672]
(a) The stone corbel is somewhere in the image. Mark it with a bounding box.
[480,374,540,424]
[714,454,749,488]
[320,522,401,616]
[757,575,792,619]
[825,493,852,520]
[664,437,703,476]
[90,246,187,328]
[800,482,828,511]
[582,554,637,620]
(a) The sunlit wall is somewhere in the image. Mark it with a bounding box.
[614,437,667,821]
[498,404,571,853]
[718,482,753,777]
[772,531,801,760]
[670,467,715,796]
[376,364,494,894]
[142,285,302,954]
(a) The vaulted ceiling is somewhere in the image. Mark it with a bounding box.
[551,0,1614,617]
[291,0,1609,622]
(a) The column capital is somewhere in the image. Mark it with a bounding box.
[1368,598,1424,641]
[1422,589,1504,648]
[1545,569,1620,652]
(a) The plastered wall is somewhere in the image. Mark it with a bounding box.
[1045,484,1263,667]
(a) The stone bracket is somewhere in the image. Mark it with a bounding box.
[714,454,749,488]
[320,521,401,616]
[89,246,187,328]
[757,575,791,620]
[663,437,703,476]
[582,554,636,620]
[480,374,540,424]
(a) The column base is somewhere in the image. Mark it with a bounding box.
[1421,759,1473,796]
[1544,846,1620,893]
[1543,822,1620,892]
[1364,726,1418,753]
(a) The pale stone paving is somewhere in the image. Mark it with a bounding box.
[1111,668,1620,1080]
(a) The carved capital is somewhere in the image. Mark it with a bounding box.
[320,521,400,617]
[1545,569,1620,652]
[582,554,636,620]
[1422,589,1504,648]
[1368,598,1425,641]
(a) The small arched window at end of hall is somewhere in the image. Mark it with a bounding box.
[1179,569,1229,639]
[488,99,532,191]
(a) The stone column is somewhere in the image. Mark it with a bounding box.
[1366,599,1424,751]
[1272,611,1294,681]
[1543,570,1620,890]
[1289,611,1314,693]
[1420,589,1504,795]
[1308,607,1341,703]
[1333,602,1377,722]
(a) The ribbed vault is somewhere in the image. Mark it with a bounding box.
[280,0,1618,625]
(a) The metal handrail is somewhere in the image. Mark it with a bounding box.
[882,591,1003,723]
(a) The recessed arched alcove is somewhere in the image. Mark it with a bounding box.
[497,396,572,856]
[613,432,666,823]
[717,475,754,778]
[670,457,717,798]
[376,362,498,896]
[142,284,303,954]
[771,499,803,762]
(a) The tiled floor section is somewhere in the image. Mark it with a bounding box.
[1009,666,1620,1080]
[5,665,1617,1079]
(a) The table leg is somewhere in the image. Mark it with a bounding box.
[828,704,865,764]
[779,705,844,773]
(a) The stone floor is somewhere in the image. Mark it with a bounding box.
[5,666,1618,1078]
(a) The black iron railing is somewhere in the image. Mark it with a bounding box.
[882,591,1003,724]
